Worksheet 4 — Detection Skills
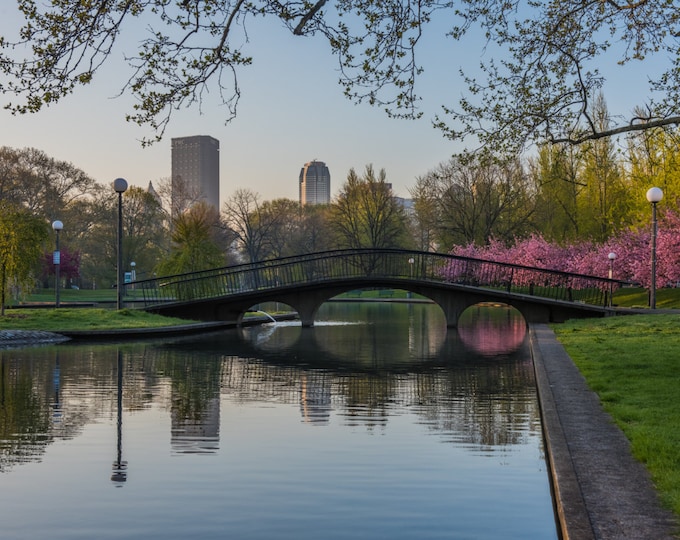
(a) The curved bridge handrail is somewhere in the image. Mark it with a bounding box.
[127,248,624,309]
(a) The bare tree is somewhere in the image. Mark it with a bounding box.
[413,156,535,247]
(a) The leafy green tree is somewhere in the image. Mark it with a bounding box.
[578,98,631,241]
[120,186,168,280]
[529,145,584,242]
[259,198,303,259]
[3,2,678,149]
[331,165,410,250]
[78,183,169,288]
[408,176,440,252]
[626,122,680,222]
[0,202,49,314]
[156,202,227,276]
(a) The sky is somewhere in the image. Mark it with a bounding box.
[0,5,662,208]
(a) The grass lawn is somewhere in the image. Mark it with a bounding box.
[0,308,198,331]
[553,314,680,515]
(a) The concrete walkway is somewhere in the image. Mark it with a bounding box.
[530,324,678,539]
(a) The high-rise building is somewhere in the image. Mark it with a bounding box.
[171,135,220,213]
[299,160,331,205]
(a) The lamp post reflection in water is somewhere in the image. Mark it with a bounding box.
[111,349,127,485]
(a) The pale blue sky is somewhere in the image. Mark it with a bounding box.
[0,6,661,207]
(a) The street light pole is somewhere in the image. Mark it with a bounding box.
[608,252,616,308]
[52,220,63,308]
[113,178,128,310]
[646,187,663,309]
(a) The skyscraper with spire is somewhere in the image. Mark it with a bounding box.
[299,160,330,205]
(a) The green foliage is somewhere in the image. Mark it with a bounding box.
[331,165,411,250]
[156,202,226,275]
[0,202,49,314]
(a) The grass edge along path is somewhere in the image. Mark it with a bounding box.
[553,314,680,517]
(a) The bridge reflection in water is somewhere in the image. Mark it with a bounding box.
[129,249,623,327]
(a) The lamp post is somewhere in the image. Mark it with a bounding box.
[113,178,128,310]
[130,261,136,295]
[646,187,663,309]
[608,252,616,307]
[51,220,63,308]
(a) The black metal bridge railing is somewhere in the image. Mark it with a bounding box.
[125,249,623,310]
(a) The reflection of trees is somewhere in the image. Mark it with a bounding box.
[0,344,165,472]
[0,305,542,470]
[410,359,541,447]
[0,355,51,472]
[158,354,223,454]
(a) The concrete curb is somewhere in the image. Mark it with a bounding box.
[530,324,678,540]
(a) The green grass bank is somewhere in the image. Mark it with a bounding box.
[0,308,196,331]
[553,314,680,517]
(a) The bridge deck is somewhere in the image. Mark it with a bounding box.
[123,249,623,326]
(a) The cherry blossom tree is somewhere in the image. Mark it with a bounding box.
[445,207,680,291]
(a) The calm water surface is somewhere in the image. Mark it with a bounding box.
[0,302,557,539]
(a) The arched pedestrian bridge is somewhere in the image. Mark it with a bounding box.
[128,249,623,327]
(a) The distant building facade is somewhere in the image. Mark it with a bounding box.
[171,135,220,213]
[299,160,331,205]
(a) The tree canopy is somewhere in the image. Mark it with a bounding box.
[1,1,678,149]
[0,202,49,314]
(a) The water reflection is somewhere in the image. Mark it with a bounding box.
[458,303,527,357]
[0,304,556,540]
[0,304,536,469]
[111,349,127,485]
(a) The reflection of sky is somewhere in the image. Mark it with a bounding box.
[1,385,555,540]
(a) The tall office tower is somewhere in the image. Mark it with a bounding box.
[171,135,220,213]
[299,160,331,205]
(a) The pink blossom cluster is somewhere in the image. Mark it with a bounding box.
[447,210,680,289]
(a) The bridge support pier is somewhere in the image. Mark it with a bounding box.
[276,290,331,328]
[417,288,474,328]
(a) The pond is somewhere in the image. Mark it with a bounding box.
[0,302,557,539]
